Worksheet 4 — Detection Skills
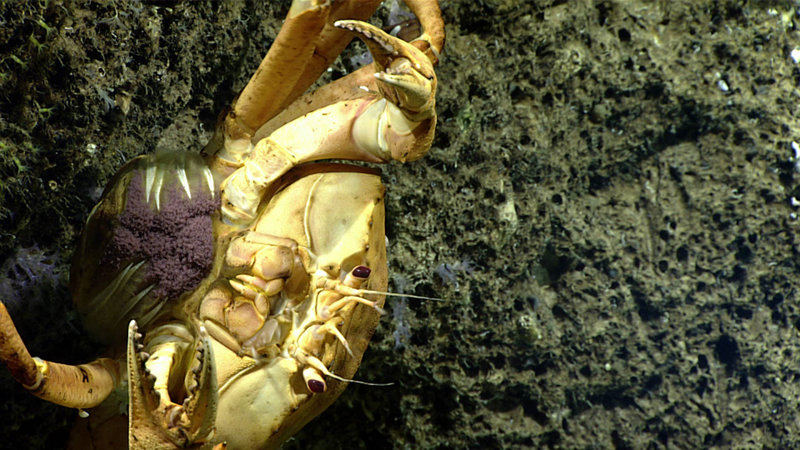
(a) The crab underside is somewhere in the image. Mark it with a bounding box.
[0,0,444,448]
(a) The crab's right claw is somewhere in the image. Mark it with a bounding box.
[127,321,218,449]
[334,20,437,122]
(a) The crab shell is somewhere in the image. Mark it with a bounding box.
[209,165,387,448]
[69,155,387,449]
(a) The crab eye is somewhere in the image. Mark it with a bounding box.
[352,265,371,279]
[303,367,326,393]
[307,379,325,393]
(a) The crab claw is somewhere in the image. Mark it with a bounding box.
[127,321,218,449]
[334,19,436,122]
[180,326,218,443]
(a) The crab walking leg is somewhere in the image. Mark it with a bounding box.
[278,0,383,114]
[215,0,383,164]
[404,0,446,63]
[0,302,119,409]
[221,21,438,223]
[216,0,332,162]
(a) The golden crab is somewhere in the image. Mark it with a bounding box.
[0,0,444,448]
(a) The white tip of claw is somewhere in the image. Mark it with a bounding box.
[373,71,406,91]
[145,166,156,204]
[333,20,351,30]
[177,167,192,199]
[152,177,163,211]
[203,167,215,198]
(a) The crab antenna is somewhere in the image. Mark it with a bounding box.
[327,373,394,387]
[304,354,393,387]
[359,289,446,302]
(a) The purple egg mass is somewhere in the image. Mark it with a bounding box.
[102,169,218,302]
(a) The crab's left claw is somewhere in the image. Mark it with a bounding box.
[127,321,218,449]
[334,19,436,122]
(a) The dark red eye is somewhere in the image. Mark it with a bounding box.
[307,379,325,393]
[352,266,371,279]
